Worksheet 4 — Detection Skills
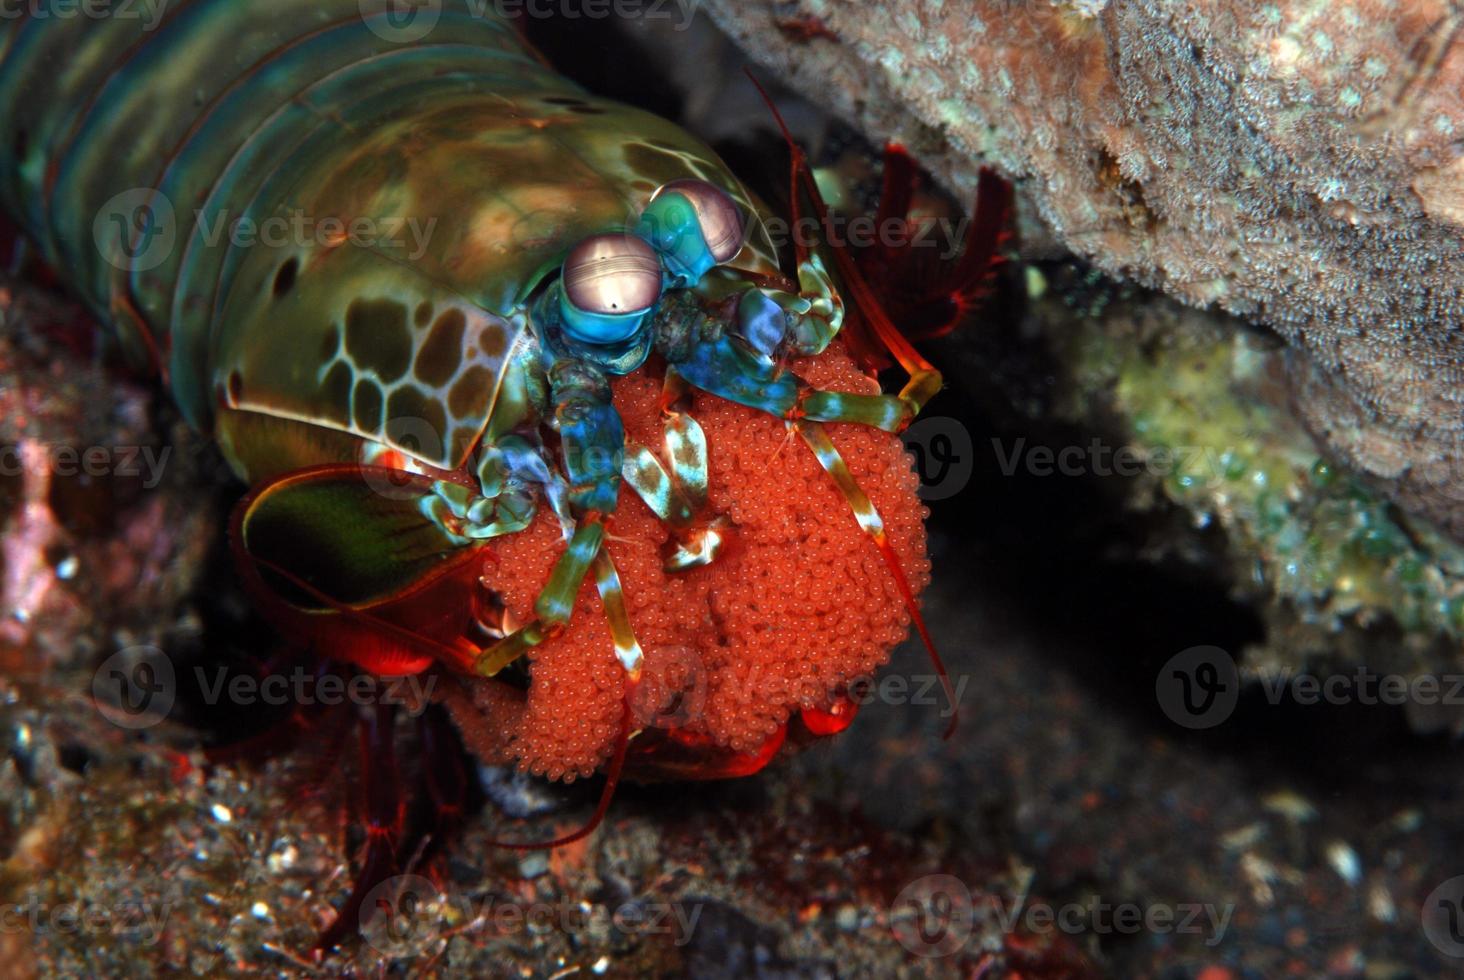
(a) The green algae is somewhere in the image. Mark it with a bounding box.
[1043,274,1464,645]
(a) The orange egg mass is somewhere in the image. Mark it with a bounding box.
[448,343,931,780]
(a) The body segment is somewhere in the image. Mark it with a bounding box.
[0,0,945,786]
[0,4,993,951]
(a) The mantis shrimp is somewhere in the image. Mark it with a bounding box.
[0,0,1010,951]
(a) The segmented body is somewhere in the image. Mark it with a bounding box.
[0,6,979,951]
[0,1,945,787]
[1,0,779,473]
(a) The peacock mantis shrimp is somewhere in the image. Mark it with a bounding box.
[0,0,1010,951]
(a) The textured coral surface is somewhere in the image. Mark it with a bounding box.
[704,0,1464,538]
[968,261,1464,714]
[457,345,931,779]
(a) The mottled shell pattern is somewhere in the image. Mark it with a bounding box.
[0,0,782,481]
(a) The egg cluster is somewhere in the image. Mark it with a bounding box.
[453,344,930,779]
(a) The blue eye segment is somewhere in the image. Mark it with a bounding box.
[636,192,717,288]
[558,287,653,344]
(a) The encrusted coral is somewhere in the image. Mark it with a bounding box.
[705,0,1464,538]
[975,263,1464,710]
[1054,281,1464,639]
[450,344,930,779]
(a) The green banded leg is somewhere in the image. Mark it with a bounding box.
[795,419,956,736]
[796,353,941,433]
[669,329,931,435]
[473,514,605,677]
[798,384,915,433]
[473,356,636,676]
[593,549,644,678]
[471,513,647,682]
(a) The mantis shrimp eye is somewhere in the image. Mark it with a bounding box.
[648,179,745,263]
[559,233,663,344]
[637,179,745,286]
[563,233,663,314]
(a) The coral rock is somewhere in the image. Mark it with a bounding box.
[705,0,1464,537]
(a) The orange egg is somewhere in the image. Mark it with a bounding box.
[451,343,931,779]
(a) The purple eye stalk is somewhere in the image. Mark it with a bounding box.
[649,178,746,265]
[554,180,745,351]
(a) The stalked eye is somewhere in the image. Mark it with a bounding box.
[637,179,745,287]
[558,233,663,345]
[562,233,662,315]
[648,179,745,263]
